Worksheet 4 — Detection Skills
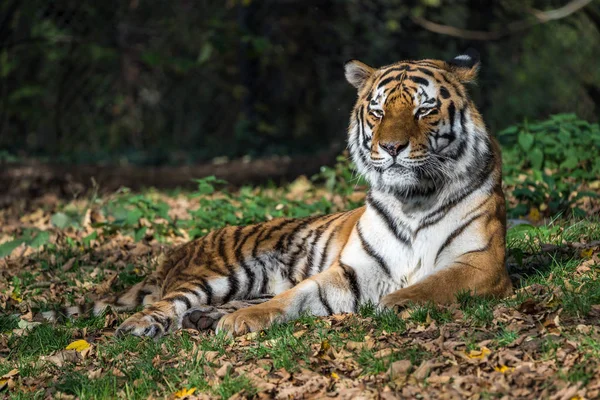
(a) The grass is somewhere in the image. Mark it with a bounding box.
[1,215,599,398]
[1,152,600,398]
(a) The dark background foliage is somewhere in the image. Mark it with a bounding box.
[1,0,599,165]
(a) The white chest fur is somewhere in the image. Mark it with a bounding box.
[339,182,492,303]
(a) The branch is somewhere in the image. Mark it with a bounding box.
[412,0,594,41]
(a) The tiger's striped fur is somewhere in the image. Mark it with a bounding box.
[58,51,512,337]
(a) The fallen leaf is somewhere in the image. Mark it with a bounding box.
[386,360,411,378]
[65,339,91,352]
[466,346,491,360]
[174,387,196,398]
[345,339,374,351]
[494,365,515,373]
[0,369,19,391]
[17,318,41,330]
[374,348,395,359]
[216,362,232,378]
[293,330,306,338]
[40,350,81,367]
[61,258,76,272]
[315,339,331,358]
[9,288,23,303]
[196,351,219,363]
[87,368,103,380]
[580,248,593,258]
[413,360,442,381]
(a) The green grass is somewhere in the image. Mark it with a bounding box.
[357,345,430,375]
[494,327,518,347]
[2,216,599,398]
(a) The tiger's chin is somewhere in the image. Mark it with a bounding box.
[373,167,438,199]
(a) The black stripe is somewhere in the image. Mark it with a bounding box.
[435,213,487,264]
[222,268,239,303]
[211,227,226,249]
[199,278,214,305]
[177,287,202,300]
[452,108,469,160]
[218,229,240,303]
[438,71,463,98]
[440,86,450,99]
[234,224,260,252]
[315,222,344,272]
[454,261,481,270]
[447,102,456,132]
[235,226,261,297]
[408,76,429,86]
[178,282,212,305]
[260,267,270,294]
[136,289,152,306]
[460,239,493,258]
[317,283,334,315]
[417,67,435,77]
[232,226,244,247]
[249,225,270,296]
[366,193,411,245]
[303,213,346,279]
[169,295,192,310]
[415,61,443,69]
[379,65,409,80]
[340,262,361,312]
[378,75,401,88]
[418,154,494,234]
[354,112,370,168]
[261,218,296,243]
[358,106,371,152]
[275,217,318,253]
[151,314,170,332]
[288,213,342,282]
[356,222,392,277]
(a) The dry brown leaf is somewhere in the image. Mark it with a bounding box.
[216,362,232,378]
[386,360,412,379]
[61,258,76,272]
[40,350,82,367]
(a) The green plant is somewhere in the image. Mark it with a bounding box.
[499,114,600,218]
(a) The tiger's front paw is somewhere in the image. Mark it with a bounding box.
[182,306,224,331]
[115,313,166,339]
[216,306,282,336]
[380,293,413,312]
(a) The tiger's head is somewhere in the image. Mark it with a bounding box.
[345,50,494,199]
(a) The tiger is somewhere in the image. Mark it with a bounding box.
[46,50,512,337]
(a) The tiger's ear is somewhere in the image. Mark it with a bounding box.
[446,49,480,83]
[344,60,374,90]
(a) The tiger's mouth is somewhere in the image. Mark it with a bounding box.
[371,157,445,195]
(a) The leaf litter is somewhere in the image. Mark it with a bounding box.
[0,177,599,398]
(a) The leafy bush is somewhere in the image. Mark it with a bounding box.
[499,114,600,217]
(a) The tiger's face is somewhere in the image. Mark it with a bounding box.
[345,51,487,198]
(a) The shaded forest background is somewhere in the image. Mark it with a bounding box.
[0,0,599,166]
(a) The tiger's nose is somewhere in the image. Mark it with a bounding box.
[380,141,408,157]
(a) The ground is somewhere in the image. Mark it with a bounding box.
[1,152,600,399]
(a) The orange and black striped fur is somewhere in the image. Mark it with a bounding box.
[53,51,512,337]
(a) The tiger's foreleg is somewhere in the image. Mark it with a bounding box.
[216,261,361,335]
[380,251,512,310]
